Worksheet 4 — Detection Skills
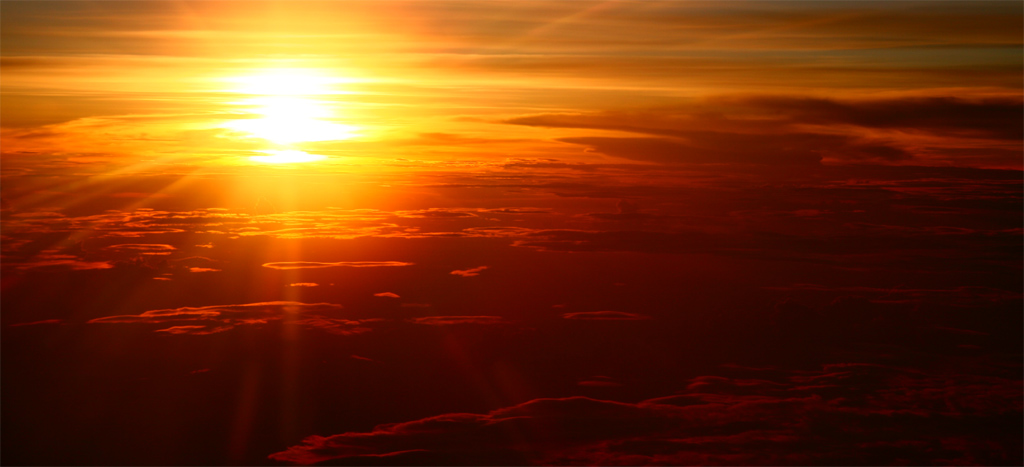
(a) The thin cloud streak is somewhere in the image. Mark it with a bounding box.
[451,266,488,277]
[86,301,373,335]
[262,261,414,270]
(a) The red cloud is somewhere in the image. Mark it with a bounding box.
[451,266,488,277]
[563,311,651,321]
[410,316,507,326]
[15,255,113,271]
[104,243,176,255]
[269,364,1023,466]
[263,261,414,269]
[154,325,228,335]
[87,301,370,335]
[8,319,63,327]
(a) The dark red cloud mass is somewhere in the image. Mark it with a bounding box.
[451,266,489,277]
[508,96,1023,167]
[263,261,414,270]
[87,301,373,335]
[270,364,1021,466]
[2,166,1020,467]
[409,316,508,326]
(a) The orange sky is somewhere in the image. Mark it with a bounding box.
[2,0,1021,177]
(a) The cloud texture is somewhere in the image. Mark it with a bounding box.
[270,363,1022,465]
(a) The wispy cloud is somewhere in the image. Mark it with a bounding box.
[508,95,1023,168]
[187,267,220,273]
[104,244,176,255]
[8,319,63,327]
[263,261,414,270]
[451,266,488,277]
[410,316,507,326]
[562,311,651,321]
[87,301,371,335]
[269,362,1022,465]
[15,257,113,271]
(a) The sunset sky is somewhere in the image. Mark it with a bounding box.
[2,1,1022,465]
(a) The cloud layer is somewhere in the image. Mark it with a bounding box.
[263,261,414,270]
[87,301,369,335]
[508,96,1023,167]
[270,363,1022,465]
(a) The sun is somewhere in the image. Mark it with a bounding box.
[219,69,360,162]
[225,96,358,145]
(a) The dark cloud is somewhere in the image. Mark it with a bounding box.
[507,95,1024,142]
[262,261,414,270]
[2,172,1020,466]
[168,256,220,270]
[293,317,376,336]
[763,283,1022,306]
[558,135,825,166]
[87,301,372,335]
[268,396,665,465]
[562,311,651,321]
[89,301,340,323]
[500,158,601,172]
[270,363,1022,465]
[154,324,229,335]
[578,376,623,388]
[409,316,508,326]
[1,164,1018,291]
[738,95,1024,141]
[8,319,63,327]
[483,207,553,214]
[0,208,395,242]
[397,209,477,219]
[512,224,1022,275]
[103,243,176,255]
[508,95,1022,167]
[460,227,538,238]
[513,230,714,255]
[406,132,529,146]
[14,255,114,271]
[450,266,488,277]
[587,199,659,221]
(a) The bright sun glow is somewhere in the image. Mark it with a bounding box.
[220,69,360,161]
[249,149,327,164]
[227,70,355,96]
[225,96,359,145]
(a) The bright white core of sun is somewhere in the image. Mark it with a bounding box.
[220,70,358,163]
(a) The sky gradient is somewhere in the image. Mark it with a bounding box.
[2,1,1022,466]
